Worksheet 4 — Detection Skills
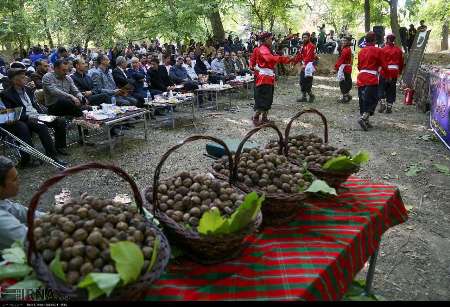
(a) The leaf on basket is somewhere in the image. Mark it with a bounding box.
[304,180,337,196]
[147,237,160,273]
[78,273,120,300]
[50,249,66,282]
[198,192,263,236]
[110,241,144,285]
[322,151,369,172]
[197,208,227,235]
[227,192,264,233]
[1,241,26,264]
[0,263,32,279]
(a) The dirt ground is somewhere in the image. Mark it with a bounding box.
[11,75,450,301]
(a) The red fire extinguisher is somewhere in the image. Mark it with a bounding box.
[404,88,414,105]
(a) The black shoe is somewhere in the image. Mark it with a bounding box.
[345,95,352,102]
[366,120,373,128]
[56,148,70,156]
[358,118,368,131]
[386,105,392,113]
[308,93,315,103]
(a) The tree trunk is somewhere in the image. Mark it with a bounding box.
[43,17,54,48]
[388,0,401,46]
[208,9,225,42]
[364,0,370,32]
[442,19,449,51]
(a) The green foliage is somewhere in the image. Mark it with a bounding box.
[322,151,369,172]
[304,179,337,196]
[78,273,121,300]
[147,237,160,273]
[0,263,32,280]
[0,241,26,265]
[49,250,66,282]
[110,241,144,285]
[197,192,263,236]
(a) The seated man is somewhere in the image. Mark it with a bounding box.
[71,58,110,106]
[42,59,83,117]
[0,69,68,166]
[91,54,138,106]
[147,58,176,93]
[223,51,237,77]
[112,56,144,107]
[30,59,49,90]
[169,57,203,106]
[183,56,198,81]
[0,156,44,250]
[233,51,251,76]
[210,52,225,76]
[128,57,162,100]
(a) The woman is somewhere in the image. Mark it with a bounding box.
[251,32,292,126]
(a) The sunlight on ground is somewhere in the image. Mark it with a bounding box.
[313,83,341,92]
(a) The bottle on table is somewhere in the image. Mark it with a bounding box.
[111,96,116,106]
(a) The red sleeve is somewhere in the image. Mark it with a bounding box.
[260,51,290,65]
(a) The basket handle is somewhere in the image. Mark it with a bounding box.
[284,108,329,154]
[26,162,143,263]
[232,123,284,181]
[152,135,234,215]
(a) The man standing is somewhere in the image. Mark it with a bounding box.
[378,34,404,114]
[356,31,385,131]
[42,59,83,117]
[334,36,353,103]
[251,32,291,126]
[407,24,417,52]
[292,32,318,103]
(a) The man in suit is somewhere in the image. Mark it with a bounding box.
[148,58,176,92]
[0,69,68,167]
[71,58,110,106]
[112,56,144,107]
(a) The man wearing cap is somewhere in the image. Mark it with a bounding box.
[334,36,353,103]
[378,34,404,114]
[251,31,291,126]
[292,32,318,103]
[356,31,386,131]
[0,69,68,166]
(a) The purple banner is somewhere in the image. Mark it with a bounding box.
[429,68,450,151]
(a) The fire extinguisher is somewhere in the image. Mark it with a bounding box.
[404,88,414,105]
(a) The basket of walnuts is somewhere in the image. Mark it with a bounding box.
[26,163,171,300]
[212,123,314,227]
[144,135,262,265]
[266,108,362,189]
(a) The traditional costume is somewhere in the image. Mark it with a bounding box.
[378,34,404,113]
[251,32,291,126]
[356,31,386,131]
[292,33,318,103]
[335,39,353,103]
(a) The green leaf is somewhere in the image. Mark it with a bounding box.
[197,207,227,235]
[110,241,144,285]
[433,163,450,175]
[1,241,26,264]
[304,179,337,196]
[351,151,370,164]
[49,249,66,282]
[6,278,43,291]
[147,237,160,273]
[0,263,32,280]
[78,273,121,300]
[227,192,264,233]
[405,163,425,176]
[323,151,369,172]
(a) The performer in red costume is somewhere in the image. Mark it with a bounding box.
[334,36,353,103]
[356,31,386,131]
[378,33,404,113]
[250,32,291,126]
[292,32,318,103]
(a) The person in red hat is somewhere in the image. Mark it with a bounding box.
[356,31,386,131]
[251,31,292,126]
[292,32,318,103]
[334,36,353,103]
[378,33,404,113]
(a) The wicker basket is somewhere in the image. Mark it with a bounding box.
[218,123,308,227]
[145,135,262,265]
[26,162,171,300]
[283,108,359,188]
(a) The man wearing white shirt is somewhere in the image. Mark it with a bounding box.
[183,57,198,81]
